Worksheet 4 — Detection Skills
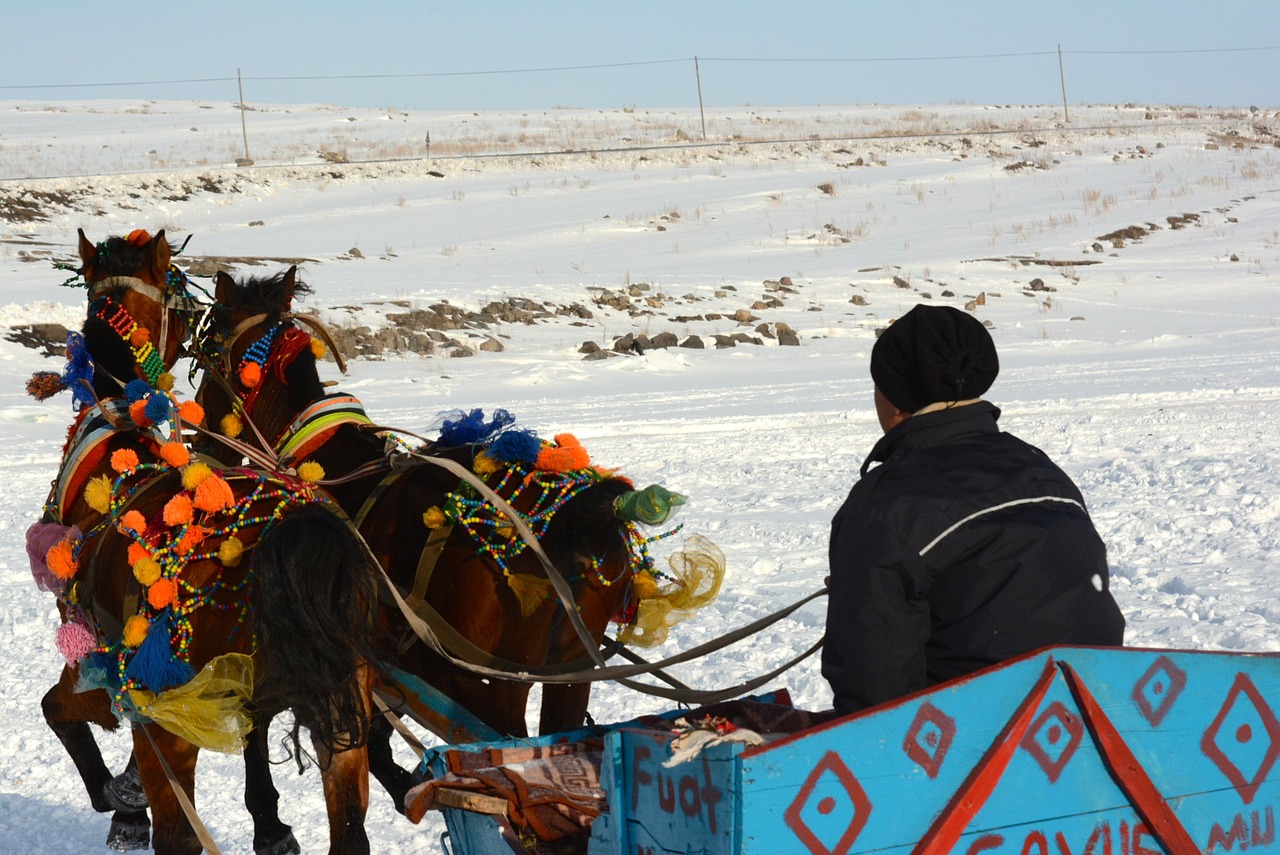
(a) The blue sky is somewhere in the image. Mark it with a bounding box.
[4,1,1277,110]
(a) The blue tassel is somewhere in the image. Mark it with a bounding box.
[489,428,541,465]
[124,379,152,402]
[143,393,171,423]
[438,408,487,445]
[63,332,96,411]
[124,612,193,692]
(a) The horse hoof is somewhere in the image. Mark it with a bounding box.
[103,766,149,812]
[106,813,150,851]
[256,829,301,855]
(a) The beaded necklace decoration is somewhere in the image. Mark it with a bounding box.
[237,323,282,390]
[90,294,166,387]
[421,412,686,620]
[76,454,327,720]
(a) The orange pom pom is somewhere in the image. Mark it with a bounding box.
[125,229,152,246]
[160,441,190,468]
[536,441,590,473]
[127,542,151,565]
[129,328,150,347]
[193,475,235,512]
[239,362,262,388]
[120,510,147,534]
[178,401,205,426]
[176,525,206,555]
[147,578,178,609]
[110,448,140,473]
[46,539,79,581]
[162,494,193,527]
[129,400,151,427]
[553,433,582,448]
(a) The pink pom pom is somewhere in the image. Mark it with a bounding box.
[56,621,96,665]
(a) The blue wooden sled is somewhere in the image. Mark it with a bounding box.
[419,645,1280,854]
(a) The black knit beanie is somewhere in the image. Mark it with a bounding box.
[870,305,999,412]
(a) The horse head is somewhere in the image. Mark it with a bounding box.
[193,266,338,463]
[74,228,201,400]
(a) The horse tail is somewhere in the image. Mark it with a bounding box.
[250,503,379,770]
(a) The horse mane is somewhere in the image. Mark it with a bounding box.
[85,234,178,277]
[220,269,313,324]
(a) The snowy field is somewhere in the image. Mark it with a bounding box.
[1,99,1278,852]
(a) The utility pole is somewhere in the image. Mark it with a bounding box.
[236,68,254,166]
[1057,45,1070,124]
[694,56,707,141]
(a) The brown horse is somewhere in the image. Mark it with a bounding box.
[37,234,382,855]
[192,268,661,808]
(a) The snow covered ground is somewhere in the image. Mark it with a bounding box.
[1,99,1278,852]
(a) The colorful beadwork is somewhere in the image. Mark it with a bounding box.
[91,294,165,386]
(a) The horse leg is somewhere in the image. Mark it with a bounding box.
[244,715,301,855]
[366,712,425,816]
[538,682,593,735]
[42,668,152,849]
[314,738,371,855]
[133,722,202,855]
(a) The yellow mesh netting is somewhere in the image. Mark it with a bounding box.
[130,652,255,754]
[617,534,725,648]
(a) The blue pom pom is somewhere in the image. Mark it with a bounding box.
[124,612,193,692]
[488,428,541,465]
[144,393,171,423]
[123,379,152,402]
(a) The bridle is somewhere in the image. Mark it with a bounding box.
[87,270,204,373]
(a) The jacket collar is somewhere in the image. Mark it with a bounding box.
[860,400,1002,476]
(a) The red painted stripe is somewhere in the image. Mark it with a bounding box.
[1059,662,1201,855]
[912,658,1060,855]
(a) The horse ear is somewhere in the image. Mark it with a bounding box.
[77,228,95,265]
[149,229,171,280]
[282,265,298,306]
[214,271,236,304]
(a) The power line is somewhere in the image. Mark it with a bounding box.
[3,46,1276,92]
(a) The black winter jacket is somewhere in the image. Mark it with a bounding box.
[822,402,1125,714]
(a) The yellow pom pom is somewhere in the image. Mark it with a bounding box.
[296,461,324,483]
[155,372,175,392]
[132,557,161,586]
[495,525,516,540]
[220,413,243,439]
[178,401,205,426]
[310,337,327,359]
[473,452,501,476]
[110,449,140,474]
[123,615,150,648]
[218,536,244,567]
[84,475,113,514]
[422,506,447,529]
[181,462,213,491]
[160,441,190,468]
